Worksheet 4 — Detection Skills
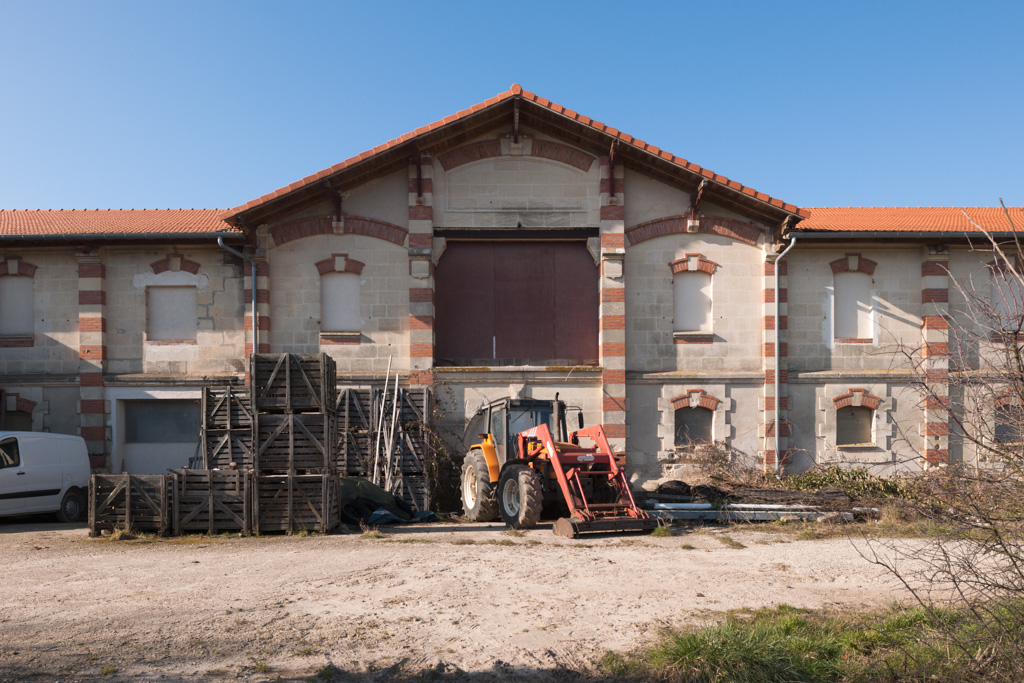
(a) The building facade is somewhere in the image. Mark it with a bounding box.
[1,85,1021,485]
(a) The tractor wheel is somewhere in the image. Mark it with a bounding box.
[498,464,543,530]
[461,449,498,522]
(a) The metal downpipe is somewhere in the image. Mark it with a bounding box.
[217,237,258,355]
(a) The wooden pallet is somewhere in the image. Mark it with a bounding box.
[88,473,172,537]
[251,353,337,414]
[255,412,334,474]
[253,474,339,534]
[172,469,251,535]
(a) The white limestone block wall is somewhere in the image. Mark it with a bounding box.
[0,248,80,376]
[104,247,247,375]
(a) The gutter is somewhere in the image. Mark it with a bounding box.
[788,230,1020,241]
[0,231,243,242]
[773,236,797,476]
[216,237,258,354]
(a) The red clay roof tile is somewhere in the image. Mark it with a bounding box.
[798,207,1024,232]
[0,209,236,237]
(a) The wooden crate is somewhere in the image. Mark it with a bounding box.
[202,386,252,430]
[336,387,374,476]
[251,353,337,414]
[253,474,339,534]
[255,412,334,474]
[88,473,172,537]
[172,469,251,535]
[204,430,255,469]
[335,386,432,510]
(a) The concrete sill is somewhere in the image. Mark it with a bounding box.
[837,443,877,450]
[320,332,362,345]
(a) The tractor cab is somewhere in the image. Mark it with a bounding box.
[477,398,577,466]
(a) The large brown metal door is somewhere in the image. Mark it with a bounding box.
[434,241,598,364]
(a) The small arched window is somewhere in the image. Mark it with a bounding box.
[836,406,873,447]
[994,404,1023,444]
[674,407,713,446]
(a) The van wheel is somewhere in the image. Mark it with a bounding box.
[56,489,84,523]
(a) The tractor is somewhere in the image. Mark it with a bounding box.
[461,397,657,537]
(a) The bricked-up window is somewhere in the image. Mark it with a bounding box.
[836,406,873,446]
[990,272,1024,330]
[995,404,1023,444]
[320,272,361,333]
[673,272,713,332]
[0,276,33,336]
[147,286,197,342]
[834,272,872,340]
[675,407,713,446]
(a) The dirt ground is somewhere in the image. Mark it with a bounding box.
[0,517,912,682]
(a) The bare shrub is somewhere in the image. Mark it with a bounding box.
[863,204,1024,681]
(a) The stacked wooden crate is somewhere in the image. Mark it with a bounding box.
[201,386,253,469]
[251,353,340,534]
[335,386,433,511]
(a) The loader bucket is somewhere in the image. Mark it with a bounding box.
[553,515,662,539]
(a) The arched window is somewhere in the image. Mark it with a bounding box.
[0,257,36,339]
[836,405,873,446]
[831,254,876,343]
[670,255,717,333]
[320,272,361,333]
[674,407,713,446]
[994,403,1023,444]
[989,264,1024,331]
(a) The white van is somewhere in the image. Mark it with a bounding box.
[0,432,90,523]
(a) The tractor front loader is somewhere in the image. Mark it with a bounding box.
[513,423,658,538]
[460,397,657,538]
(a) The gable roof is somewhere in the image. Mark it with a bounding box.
[797,207,1024,233]
[0,209,237,239]
[223,84,806,226]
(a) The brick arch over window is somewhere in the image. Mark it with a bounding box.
[314,253,365,276]
[830,254,877,275]
[625,214,762,247]
[671,389,721,411]
[438,139,596,172]
[270,214,408,247]
[0,256,38,277]
[150,254,200,275]
[2,391,37,415]
[832,388,881,410]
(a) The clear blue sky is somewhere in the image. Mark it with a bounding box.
[2,1,1021,211]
